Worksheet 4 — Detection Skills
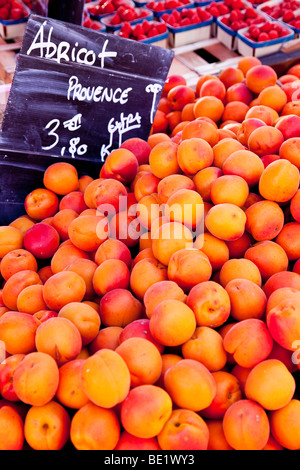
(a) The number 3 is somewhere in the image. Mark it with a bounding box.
[42,118,60,151]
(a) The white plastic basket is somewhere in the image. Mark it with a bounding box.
[0,2,30,39]
[164,14,213,47]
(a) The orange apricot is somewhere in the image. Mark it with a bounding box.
[186,280,231,328]
[143,280,186,319]
[43,270,86,311]
[92,259,130,297]
[194,232,229,272]
[13,351,59,406]
[258,85,287,112]
[244,240,289,281]
[157,174,195,204]
[115,337,162,387]
[269,399,300,450]
[212,137,244,169]
[205,203,246,241]
[164,359,216,411]
[157,409,209,450]
[115,431,160,450]
[70,402,120,450]
[279,137,300,169]
[246,64,277,94]
[222,149,265,187]
[56,359,90,409]
[0,311,39,355]
[0,248,38,281]
[193,166,223,202]
[167,248,212,292]
[225,278,267,321]
[276,222,300,260]
[193,96,225,122]
[263,271,300,298]
[24,400,71,450]
[245,359,296,411]
[182,326,227,372]
[259,159,300,203]
[35,316,82,365]
[149,299,196,347]
[50,244,89,274]
[24,188,59,221]
[99,288,144,327]
[223,399,270,450]
[206,420,233,450]
[210,174,249,207]
[177,137,214,175]
[238,56,261,75]
[0,405,24,450]
[267,296,300,351]
[219,67,244,89]
[58,301,100,346]
[120,384,173,439]
[245,200,284,241]
[219,258,262,287]
[17,284,47,314]
[181,119,219,146]
[223,318,273,368]
[149,141,180,179]
[130,257,168,300]
[43,162,79,195]
[152,221,194,266]
[88,326,123,354]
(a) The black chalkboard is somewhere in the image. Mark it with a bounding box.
[0,14,174,224]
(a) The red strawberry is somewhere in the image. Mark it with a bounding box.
[269,29,279,39]
[9,7,24,20]
[258,31,270,41]
[0,6,9,19]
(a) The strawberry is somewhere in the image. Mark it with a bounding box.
[109,12,121,24]
[258,32,270,41]
[0,7,9,19]
[147,26,159,36]
[269,29,279,39]
[10,7,24,20]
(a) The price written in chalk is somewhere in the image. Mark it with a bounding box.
[42,113,88,158]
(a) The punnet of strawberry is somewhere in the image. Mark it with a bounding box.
[87,0,134,17]
[160,6,212,28]
[219,7,266,31]
[0,0,29,21]
[146,0,191,13]
[104,4,151,25]
[205,0,248,18]
[118,18,167,40]
[242,19,291,41]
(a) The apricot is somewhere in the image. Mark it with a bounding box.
[167,248,212,292]
[115,431,160,450]
[167,85,195,111]
[9,215,35,236]
[177,137,214,175]
[52,208,78,241]
[245,200,284,241]
[263,271,300,298]
[182,119,219,145]
[267,296,300,351]
[58,302,100,346]
[223,399,270,450]
[0,248,38,281]
[130,257,168,300]
[43,162,79,195]
[223,318,273,368]
[245,359,295,411]
[248,125,284,157]
[237,117,266,146]
[206,420,232,450]
[195,232,229,272]
[222,101,249,123]
[149,299,196,347]
[246,64,277,94]
[100,148,138,185]
[212,137,244,169]
[269,399,300,450]
[276,222,300,261]
[258,85,287,112]
[157,174,195,204]
[182,326,227,372]
[143,280,186,319]
[81,348,130,408]
[35,316,82,365]
[157,409,209,450]
[186,280,230,328]
[275,114,300,140]
[222,149,264,187]
[92,259,130,297]
[193,166,223,202]
[210,174,249,207]
[205,203,246,241]
[24,400,71,450]
[88,326,122,354]
[121,384,172,438]
[219,258,262,287]
[149,141,180,179]
[238,56,261,75]
[219,67,244,89]
[164,359,216,411]
[259,159,300,203]
[0,311,40,355]
[43,270,86,311]
[13,351,59,406]
[70,402,120,450]
[50,244,89,274]
[225,278,267,321]
[152,221,194,266]
[67,214,109,252]
[193,96,225,122]
[0,405,24,450]
[99,288,143,327]
[115,337,162,387]
[94,238,132,269]
[244,240,289,282]
[24,188,59,220]
[17,284,48,314]
[55,359,89,409]
[59,190,88,214]
[119,318,164,354]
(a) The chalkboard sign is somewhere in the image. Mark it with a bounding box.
[0,14,174,163]
[0,14,174,224]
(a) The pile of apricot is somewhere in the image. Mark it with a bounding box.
[1,56,300,450]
